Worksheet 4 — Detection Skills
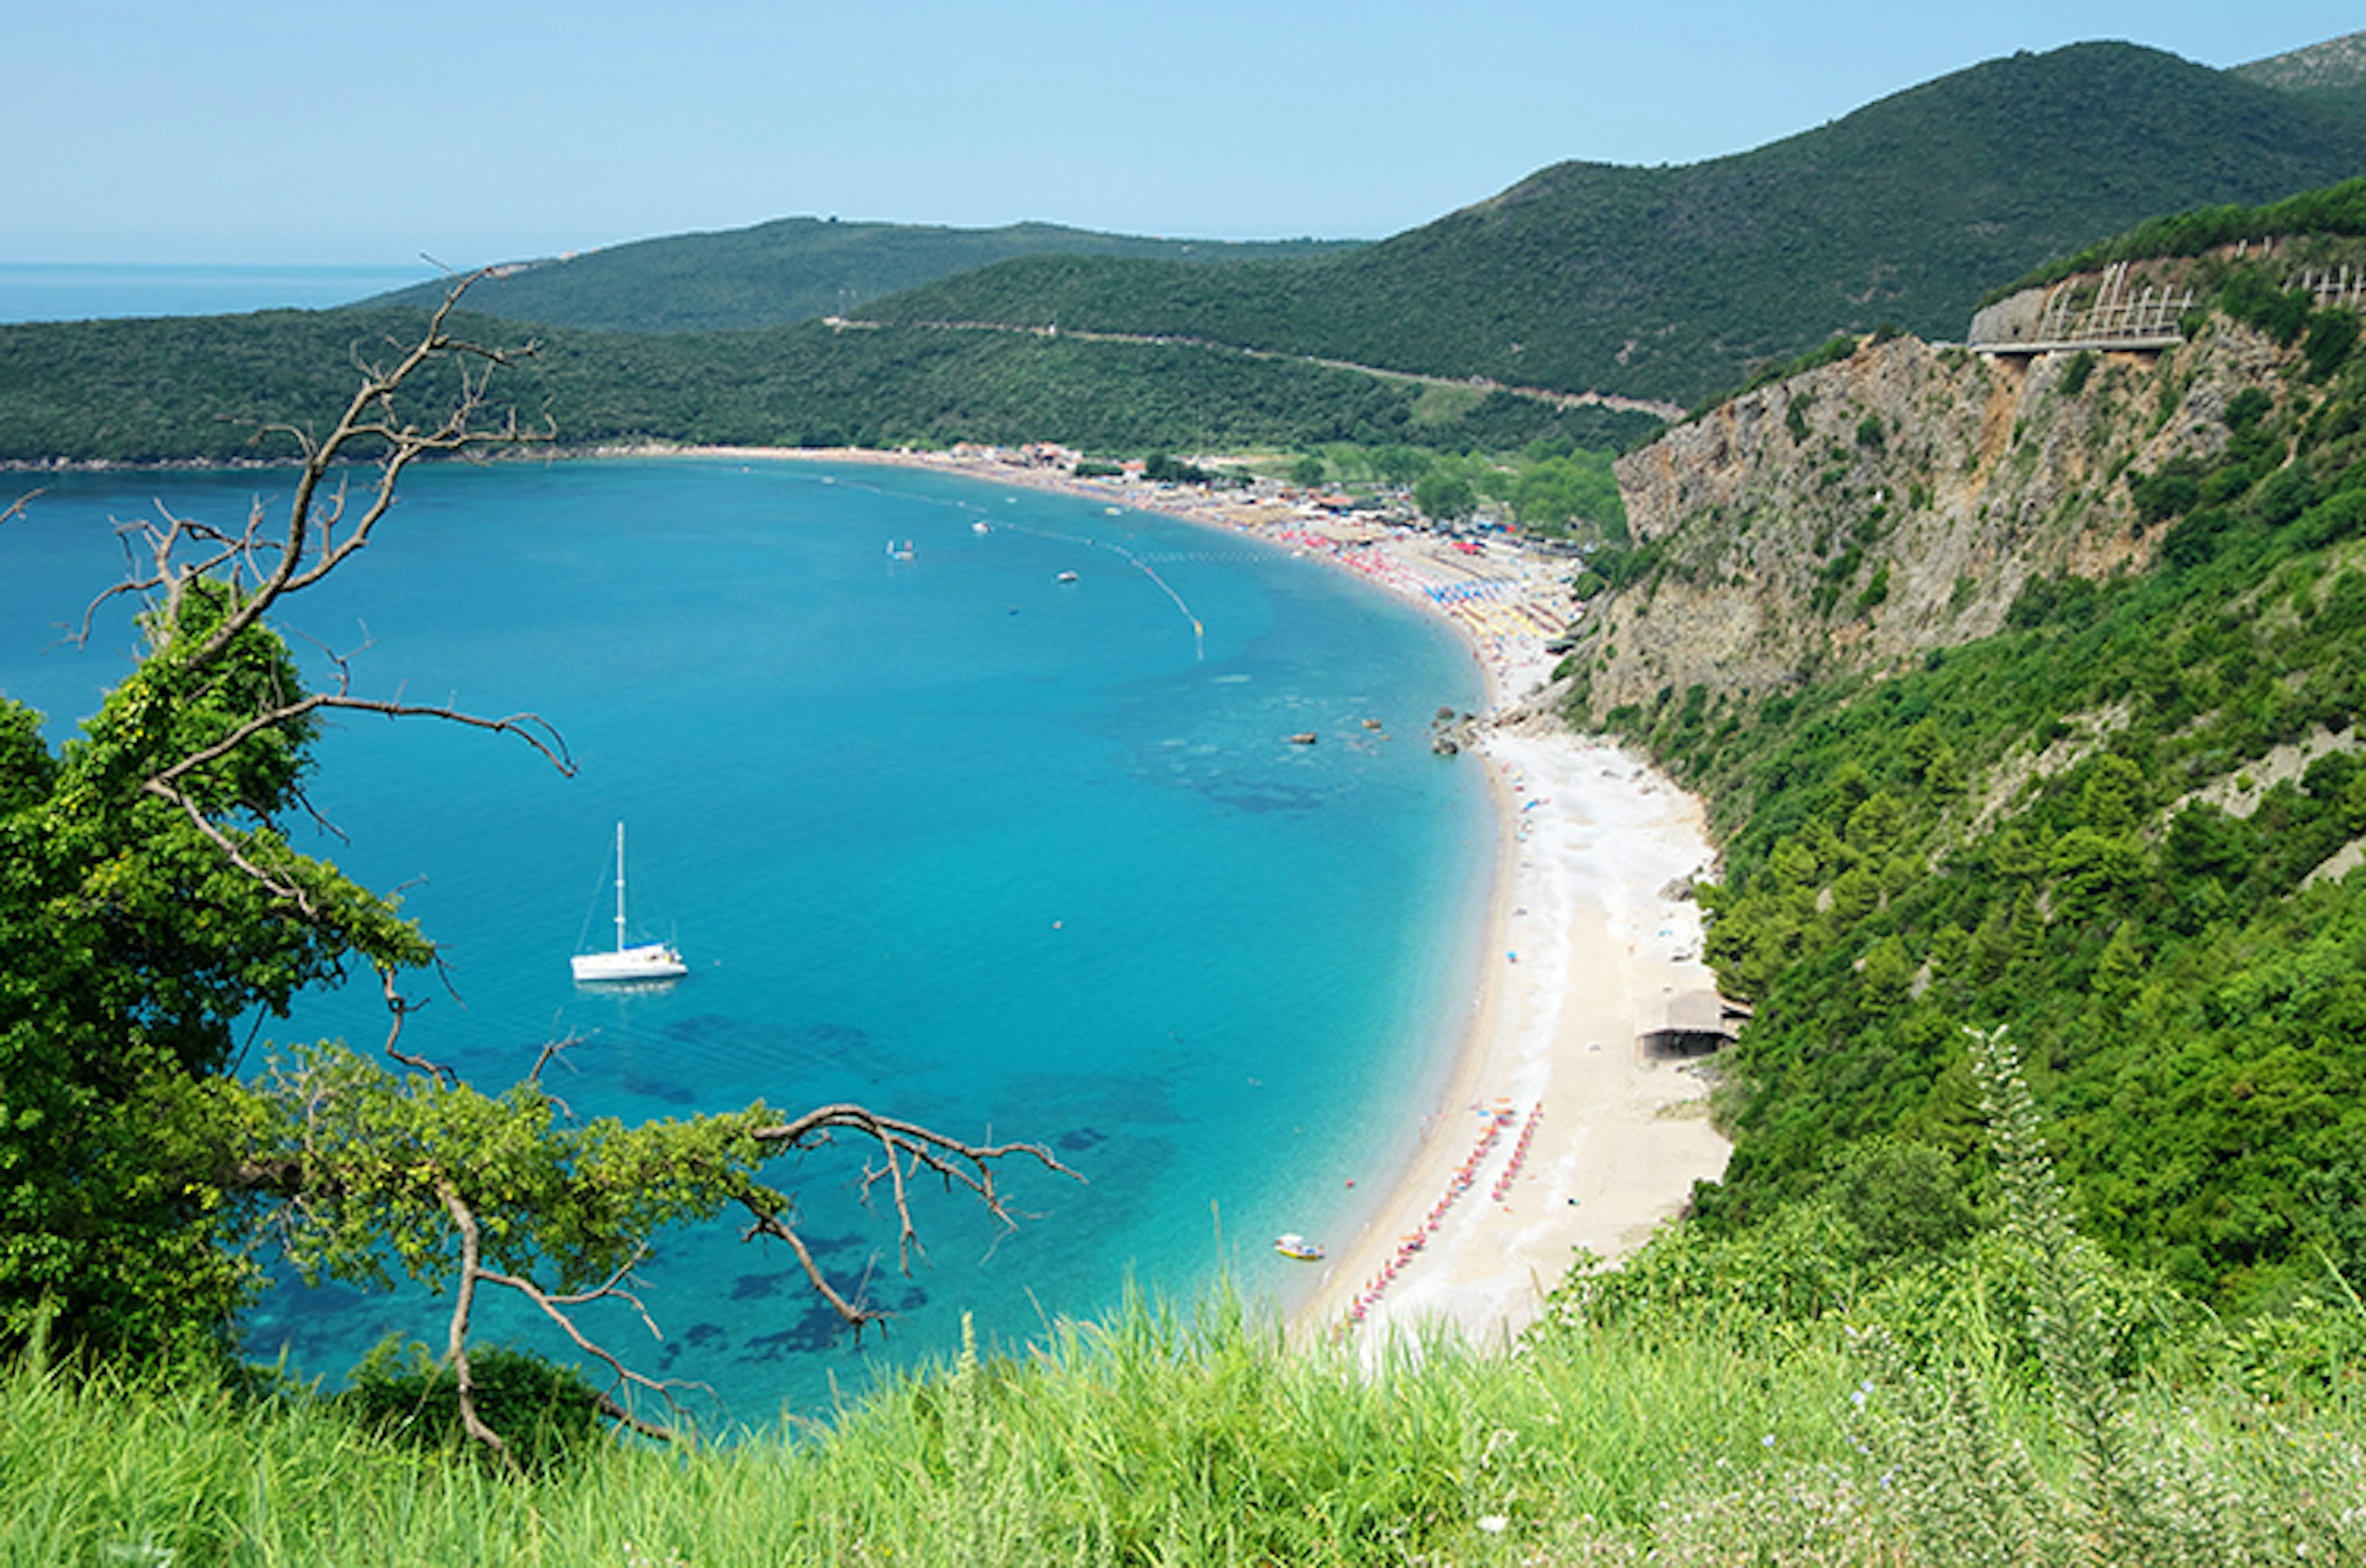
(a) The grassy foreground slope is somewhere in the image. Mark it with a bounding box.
[15,1062,2366,1565]
[861,43,2366,405]
[361,219,1357,336]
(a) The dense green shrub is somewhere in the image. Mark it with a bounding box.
[2131,460,2205,524]
[341,1339,611,1474]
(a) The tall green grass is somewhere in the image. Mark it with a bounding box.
[10,1034,2366,1564]
[10,1282,2365,1566]
[0,1288,1857,1566]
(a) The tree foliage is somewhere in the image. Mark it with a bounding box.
[1412,469,1476,522]
[1510,449,1626,536]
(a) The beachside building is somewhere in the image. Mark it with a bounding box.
[1640,989,1745,1058]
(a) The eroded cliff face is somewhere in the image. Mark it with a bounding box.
[1572,318,2295,718]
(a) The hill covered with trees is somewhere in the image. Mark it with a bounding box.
[360,218,1357,336]
[0,307,1655,464]
[8,40,2364,467]
[2231,27,2366,120]
[1556,182,2366,1317]
[855,43,2366,405]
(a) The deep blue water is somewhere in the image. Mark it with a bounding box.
[0,263,431,323]
[0,458,1490,1426]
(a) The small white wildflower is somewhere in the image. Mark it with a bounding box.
[1762,1432,1776,1448]
[101,1545,173,1568]
[1477,1514,1510,1535]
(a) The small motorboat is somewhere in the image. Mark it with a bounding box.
[1056,569,1079,583]
[1273,1233,1326,1262]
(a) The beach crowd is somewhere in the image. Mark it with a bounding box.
[1339,1099,1543,1334]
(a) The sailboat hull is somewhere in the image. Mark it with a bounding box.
[573,821,688,981]
[571,941,688,983]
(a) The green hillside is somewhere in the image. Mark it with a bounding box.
[11,39,2362,464]
[1561,185,2366,1315]
[0,309,1656,463]
[858,43,2366,405]
[361,219,1356,335]
[2233,28,2366,120]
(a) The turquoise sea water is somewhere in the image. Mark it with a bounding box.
[0,458,1490,1424]
[0,263,432,323]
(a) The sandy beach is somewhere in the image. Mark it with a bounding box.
[1295,723,1730,1346]
[658,442,1734,1344]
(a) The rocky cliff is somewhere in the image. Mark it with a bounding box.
[1567,305,2299,721]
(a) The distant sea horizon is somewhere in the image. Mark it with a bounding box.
[0,262,437,324]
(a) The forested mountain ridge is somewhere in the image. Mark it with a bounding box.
[2231,28,2366,119]
[853,42,2366,407]
[358,219,1357,336]
[1563,187,2366,1311]
[0,308,1655,466]
[9,38,2364,466]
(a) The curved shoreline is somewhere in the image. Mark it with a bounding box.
[652,443,1733,1346]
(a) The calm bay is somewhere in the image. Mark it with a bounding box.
[0,457,1490,1423]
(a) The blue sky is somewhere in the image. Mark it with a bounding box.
[4,1,2357,265]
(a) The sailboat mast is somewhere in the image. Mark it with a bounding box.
[614,821,628,953]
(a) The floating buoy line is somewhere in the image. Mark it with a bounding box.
[780,469,1209,660]
[1001,520,1207,662]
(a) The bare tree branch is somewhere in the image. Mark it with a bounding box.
[148,688,574,793]
[527,1028,585,1121]
[436,1180,514,1467]
[377,965,454,1085]
[739,1200,893,1339]
[75,277,566,1082]
[433,1179,695,1450]
[440,1100,1076,1450]
[738,1105,1081,1339]
[147,782,322,914]
[528,1030,586,1086]
[471,1255,693,1443]
[164,277,550,673]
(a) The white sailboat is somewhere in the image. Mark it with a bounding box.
[571,822,688,983]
